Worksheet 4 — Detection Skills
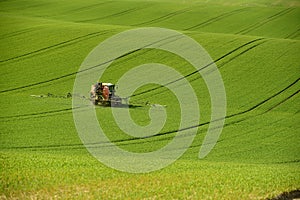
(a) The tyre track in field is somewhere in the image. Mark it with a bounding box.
[5,2,50,10]
[0,30,112,64]
[0,107,73,120]
[0,38,264,97]
[77,6,147,23]
[264,89,299,112]
[184,39,266,84]
[0,44,142,94]
[0,6,148,62]
[0,27,43,40]
[0,37,264,97]
[236,7,295,35]
[184,7,248,31]
[67,1,114,13]
[112,78,300,148]
[0,45,141,93]
[133,39,268,101]
[132,7,193,26]
[217,41,267,68]
[0,38,269,122]
[131,38,266,98]
[0,104,90,121]
[187,89,300,150]
[4,83,298,151]
[106,77,300,147]
[225,78,299,118]
[286,27,300,39]
[5,81,299,150]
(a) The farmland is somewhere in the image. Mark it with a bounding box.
[0,0,299,199]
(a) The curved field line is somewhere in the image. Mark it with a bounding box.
[77,7,147,23]
[0,104,89,121]
[134,40,268,101]
[0,107,74,119]
[0,27,44,40]
[118,78,300,146]
[217,40,267,69]
[0,39,268,120]
[264,89,299,112]
[0,46,141,94]
[272,160,300,164]
[226,78,300,118]
[132,7,193,26]
[4,82,299,150]
[66,1,114,13]
[184,7,248,31]
[131,38,266,98]
[3,78,298,149]
[0,37,264,94]
[286,27,300,39]
[0,34,191,93]
[236,8,295,35]
[2,2,50,10]
[197,89,300,147]
[0,30,111,63]
[117,77,300,146]
[175,40,267,90]
[0,39,269,121]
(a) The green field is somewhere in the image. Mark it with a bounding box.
[1,0,300,199]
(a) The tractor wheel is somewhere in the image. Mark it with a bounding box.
[92,99,97,105]
[111,101,117,107]
[111,97,121,107]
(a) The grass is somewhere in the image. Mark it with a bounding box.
[1,152,299,199]
[0,0,299,199]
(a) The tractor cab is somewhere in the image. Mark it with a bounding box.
[90,82,121,106]
[102,83,116,97]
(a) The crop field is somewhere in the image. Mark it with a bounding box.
[0,0,300,199]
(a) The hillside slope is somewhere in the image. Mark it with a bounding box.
[1,0,299,199]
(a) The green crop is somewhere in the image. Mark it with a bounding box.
[1,0,299,199]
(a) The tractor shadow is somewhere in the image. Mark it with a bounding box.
[99,104,143,109]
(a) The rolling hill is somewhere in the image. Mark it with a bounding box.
[1,0,299,199]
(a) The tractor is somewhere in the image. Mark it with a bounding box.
[90,82,122,106]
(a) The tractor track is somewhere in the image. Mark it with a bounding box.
[77,6,147,23]
[0,106,82,120]
[193,117,285,149]
[184,7,248,31]
[134,39,268,101]
[0,30,112,64]
[0,37,264,95]
[131,38,266,98]
[0,26,44,40]
[3,100,297,151]
[225,78,299,118]
[187,39,268,82]
[114,79,300,147]
[132,7,193,26]
[0,104,92,122]
[264,89,299,112]
[0,45,143,94]
[0,33,245,94]
[236,7,295,35]
[109,77,300,146]
[272,160,300,164]
[66,1,114,13]
[2,78,299,150]
[185,39,266,83]
[285,27,300,39]
[217,40,267,68]
[4,2,50,10]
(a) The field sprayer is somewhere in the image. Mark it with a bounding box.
[90,82,124,106]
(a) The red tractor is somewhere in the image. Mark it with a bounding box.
[90,82,122,106]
